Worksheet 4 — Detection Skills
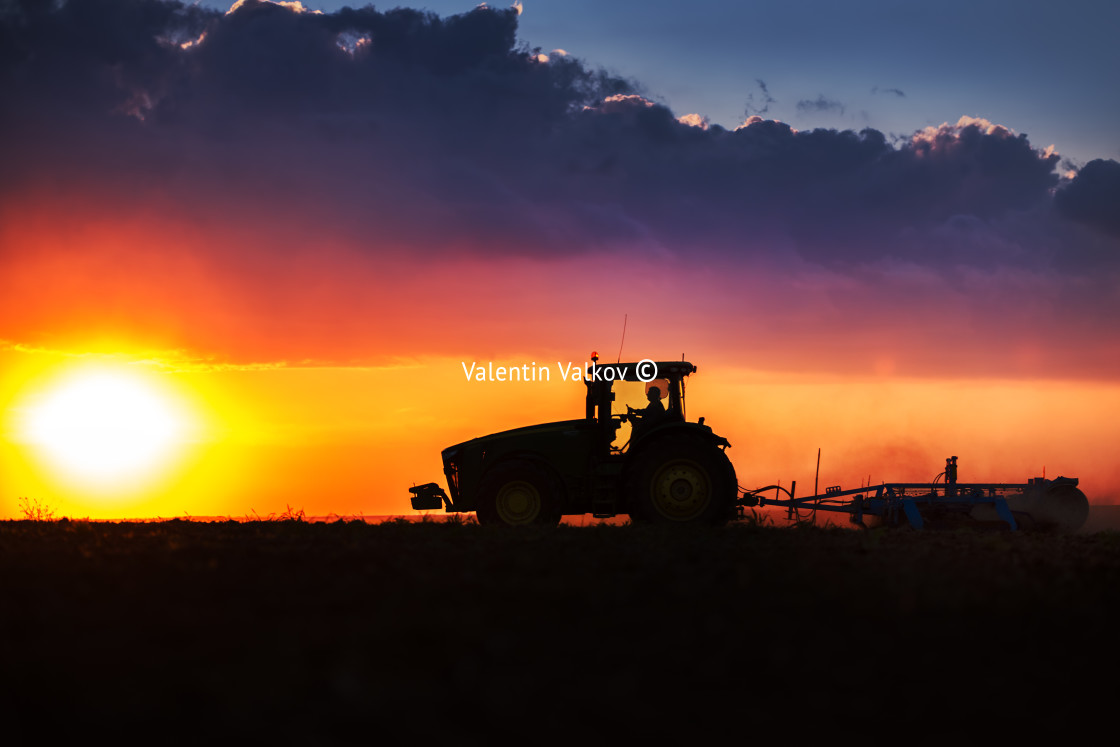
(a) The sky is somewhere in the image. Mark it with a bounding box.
[1,0,1119,519]
[242,0,1120,168]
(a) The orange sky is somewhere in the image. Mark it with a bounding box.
[4,333,1119,519]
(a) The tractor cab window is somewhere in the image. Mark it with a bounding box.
[611,379,670,450]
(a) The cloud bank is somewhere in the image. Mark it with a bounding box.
[1,0,1118,375]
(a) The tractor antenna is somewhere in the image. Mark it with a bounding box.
[616,313,628,363]
[814,447,821,497]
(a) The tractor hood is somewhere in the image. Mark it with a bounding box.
[442,419,589,460]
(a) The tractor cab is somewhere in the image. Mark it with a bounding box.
[583,359,695,451]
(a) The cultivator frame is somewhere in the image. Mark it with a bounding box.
[740,457,1088,531]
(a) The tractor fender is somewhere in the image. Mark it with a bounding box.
[630,420,731,452]
[478,450,563,484]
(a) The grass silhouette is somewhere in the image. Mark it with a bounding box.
[16,496,56,521]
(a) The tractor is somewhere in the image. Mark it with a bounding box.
[409,357,737,525]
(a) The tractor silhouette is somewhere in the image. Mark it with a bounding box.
[410,357,736,525]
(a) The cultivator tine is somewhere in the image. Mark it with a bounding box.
[993,497,1017,531]
[902,499,923,530]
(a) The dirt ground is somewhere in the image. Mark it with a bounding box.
[2,518,1118,742]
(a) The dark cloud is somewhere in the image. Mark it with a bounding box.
[872,86,906,97]
[796,94,845,116]
[0,0,1115,272]
[1055,159,1120,237]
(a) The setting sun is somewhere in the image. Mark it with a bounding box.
[19,367,192,485]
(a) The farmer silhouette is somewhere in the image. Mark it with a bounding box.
[627,384,666,436]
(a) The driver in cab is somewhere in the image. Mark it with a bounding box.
[627,384,666,432]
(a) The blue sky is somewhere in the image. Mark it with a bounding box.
[195,0,1120,167]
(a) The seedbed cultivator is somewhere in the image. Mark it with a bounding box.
[740,457,1089,531]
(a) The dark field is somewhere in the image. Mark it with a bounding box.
[3,519,1119,742]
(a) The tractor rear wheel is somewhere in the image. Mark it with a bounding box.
[627,435,735,525]
[476,459,562,527]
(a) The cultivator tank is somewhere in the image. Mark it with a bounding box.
[740,456,1089,531]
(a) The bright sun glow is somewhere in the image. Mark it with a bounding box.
[21,367,191,483]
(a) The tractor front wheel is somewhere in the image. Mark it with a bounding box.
[627,436,735,525]
[476,459,562,527]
